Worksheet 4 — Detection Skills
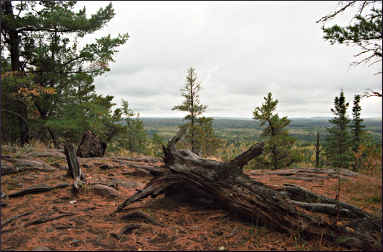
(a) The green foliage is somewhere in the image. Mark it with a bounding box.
[350,94,366,171]
[111,100,149,154]
[172,68,221,155]
[315,131,321,168]
[252,92,297,170]
[0,68,35,144]
[0,1,129,146]
[148,133,165,157]
[318,1,382,71]
[351,94,365,152]
[172,68,207,119]
[324,90,353,168]
[193,117,223,157]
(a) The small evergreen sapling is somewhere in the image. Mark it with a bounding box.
[324,90,353,223]
[172,68,221,156]
[324,90,353,169]
[252,92,296,170]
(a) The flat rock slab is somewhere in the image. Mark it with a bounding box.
[285,176,314,182]
[1,158,56,175]
[109,178,142,189]
[31,246,51,251]
[26,151,65,158]
[112,157,161,163]
[249,168,359,178]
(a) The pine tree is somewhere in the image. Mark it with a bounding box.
[350,94,365,171]
[172,67,207,154]
[0,1,129,145]
[324,90,353,169]
[317,1,382,83]
[252,92,296,170]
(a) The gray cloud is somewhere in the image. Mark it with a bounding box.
[81,1,381,118]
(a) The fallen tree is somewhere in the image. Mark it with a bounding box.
[116,128,381,250]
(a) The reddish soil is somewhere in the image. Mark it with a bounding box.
[1,152,381,251]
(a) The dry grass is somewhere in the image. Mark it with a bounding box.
[2,139,50,155]
[28,139,51,150]
[104,148,146,158]
[336,160,382,218]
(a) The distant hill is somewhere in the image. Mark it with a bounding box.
[139,117,381,145]
[140,117,381,132]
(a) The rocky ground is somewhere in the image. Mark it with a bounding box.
[1,148,381,251]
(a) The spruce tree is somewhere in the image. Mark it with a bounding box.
[252,92,296,170]
[350,94,365,171]
[351,94,365,152]
[172,67,207,154]
[324,90,353,169]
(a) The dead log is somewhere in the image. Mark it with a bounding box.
[64,143,85,192]
[117,128,382,250]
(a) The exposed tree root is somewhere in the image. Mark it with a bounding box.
[1,210,34,228]
[6,183,69,198]
[121,210,164,227]
[24,213,75,227]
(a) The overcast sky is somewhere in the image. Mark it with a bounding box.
[81,1,381,119]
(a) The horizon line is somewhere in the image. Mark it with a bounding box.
[138,116,382,119]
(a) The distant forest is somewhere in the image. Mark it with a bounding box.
[140,117,382,145]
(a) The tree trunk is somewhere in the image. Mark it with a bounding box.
[315,131,321,168]
[1,0,29,145]
[64,143,85,192]
[17,101,29,145]
[117,128,381,250]
[47,127,58,148]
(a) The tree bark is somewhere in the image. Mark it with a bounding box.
[117,128,381,250]
[1,0,29,145]
[64,143,85,192]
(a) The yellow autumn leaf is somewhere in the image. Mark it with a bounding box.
[46,87,56,94]
[31,89,40,96]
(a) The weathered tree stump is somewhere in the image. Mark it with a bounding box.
[64,143,85,192]
[76,130,107,157]
[117,128,381,250]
